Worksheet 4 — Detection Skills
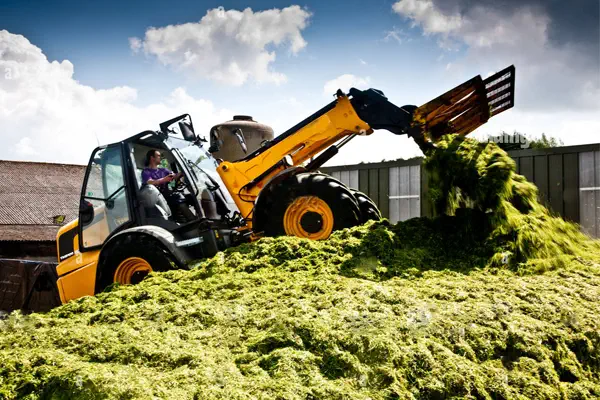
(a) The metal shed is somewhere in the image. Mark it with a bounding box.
[322,143,600,237]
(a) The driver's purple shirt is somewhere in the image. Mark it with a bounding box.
[142,167,172,191]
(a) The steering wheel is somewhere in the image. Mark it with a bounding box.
[172,174,187,192]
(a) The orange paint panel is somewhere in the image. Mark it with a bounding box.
[56,250,101,277]
[56,261,98,303]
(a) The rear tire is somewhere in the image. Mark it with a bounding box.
[350,189,382,223]
[95,236,174,293]
[261,173,361,239]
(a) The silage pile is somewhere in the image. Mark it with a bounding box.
[424,135,600,272]
[1,136,600,399]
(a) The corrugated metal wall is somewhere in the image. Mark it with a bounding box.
[358,166,390,219]
[322,143,600,237]
[322,159,422,222]
[388,165,420,223]
[578,151,600,237]
[329,170,359,190]
[508,147,581,223]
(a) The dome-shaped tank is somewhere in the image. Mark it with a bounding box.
[209,115,274,162]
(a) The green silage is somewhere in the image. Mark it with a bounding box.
[424,135,600,272]
[1,138,600,399]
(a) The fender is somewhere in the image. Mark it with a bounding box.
[98,225,188,270]
[252,166,306,233]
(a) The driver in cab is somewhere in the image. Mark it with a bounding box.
[142,150,182,190]
[142,150,194,222]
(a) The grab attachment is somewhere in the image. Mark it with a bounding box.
[412,65,515,144]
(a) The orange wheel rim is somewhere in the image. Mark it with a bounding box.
[283,196,334,240]
[114,257,152,285]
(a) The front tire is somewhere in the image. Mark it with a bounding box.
[261,173,361,240]
[350,189,382,223]
[95,236,174,293]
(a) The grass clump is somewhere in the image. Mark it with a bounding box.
[1,138,600,399]
[424,135,600,272]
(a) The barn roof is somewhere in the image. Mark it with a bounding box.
[0,160,86,241]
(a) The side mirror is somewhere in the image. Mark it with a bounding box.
[233,128,247,154]
[80,200,94,225]
[208,127,222,154]
[159,114,196,140]
[179,121,196,142]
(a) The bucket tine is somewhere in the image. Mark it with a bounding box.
[411,65,515,144]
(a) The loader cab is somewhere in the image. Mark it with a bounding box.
[77,115,240,253]
[127,134,237,226]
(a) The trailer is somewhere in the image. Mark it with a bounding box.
[0,258,61,314]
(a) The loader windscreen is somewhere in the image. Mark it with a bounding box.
[165,136,238,213]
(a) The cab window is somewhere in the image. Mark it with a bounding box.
[80,146,131,249]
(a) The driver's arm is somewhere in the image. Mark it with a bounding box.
[147,175,173,185]
[142,168,173,186]
[146,171,183,186]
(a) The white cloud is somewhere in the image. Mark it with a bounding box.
[323,74,370,97]
[393,0,462,35]
[325,133,422,166]
[15,137,37,156]
[390,0,599,152]
[128,37,142,53]
[0,30,232,164]
[133,5,311,86]
[383,27,408,44]
[392,0,599,112]
[471,109,600,149]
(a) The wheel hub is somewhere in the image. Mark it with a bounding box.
[114,257,153,285]
[300,211,323,233]
[283,196,334,240]
[129,270,150,285]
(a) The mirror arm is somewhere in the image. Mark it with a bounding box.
[159,114,193,135]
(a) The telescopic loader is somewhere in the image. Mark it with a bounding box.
[9,66,517,306]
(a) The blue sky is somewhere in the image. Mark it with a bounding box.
[0,0,598,164]
[0,0,443,103]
